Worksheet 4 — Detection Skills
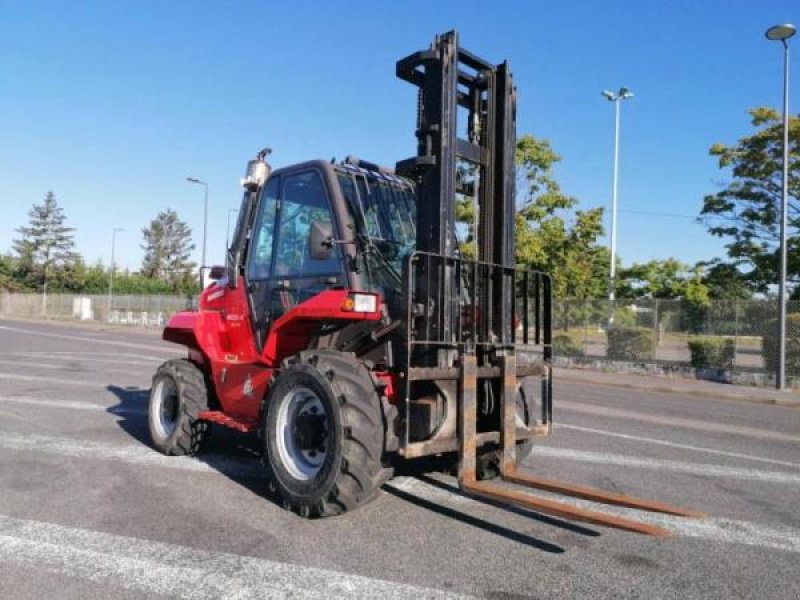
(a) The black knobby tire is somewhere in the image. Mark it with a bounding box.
[148,359,210,456]
[263,350,391,518]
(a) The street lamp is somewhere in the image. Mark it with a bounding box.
[601,87,634,319]
[186,177,209,287]
[107,227,126,320]
[765,23,796,390]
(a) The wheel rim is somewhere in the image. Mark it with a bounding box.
[152,378,179,439]
[275,386,330,481]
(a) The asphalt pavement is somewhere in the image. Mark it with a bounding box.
[0,318,799,599]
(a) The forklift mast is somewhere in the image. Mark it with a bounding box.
[397,30,517,361]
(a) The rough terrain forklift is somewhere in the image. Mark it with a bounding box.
[149,31,701,536]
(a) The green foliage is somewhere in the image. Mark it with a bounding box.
[448,134,609,299]
[612,306,637,328]
[141,209,197,289]
[617,259,711,333]
[607,328,653,361]
[700,107,799,293]
[687,337,735,369]
[762,314,800,375]
[701,262,753,300]
[617,258,710,302]
[12,192,78,293]
[514,134,608,299]
[552,333,584,357]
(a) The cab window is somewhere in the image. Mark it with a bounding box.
[273,170,340,278]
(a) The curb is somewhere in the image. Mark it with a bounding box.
[556,371,800,408]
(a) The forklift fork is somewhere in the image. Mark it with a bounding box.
[457,353,705,537]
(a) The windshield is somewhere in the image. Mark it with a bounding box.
[336,169,416,292]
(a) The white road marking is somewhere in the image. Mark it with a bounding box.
[0,394,146,415]
[0,359,154,376]
[389,478,800,554]
[0,432,263,479]
[0,352,158,366]
[558,399,799,443]
[0,373,119,387]
[2,431,799,556]
[0,324,179,354]
[0,351,165,362]
[527,447,800,484]
[556,423,800,469]
[0,514,465,599]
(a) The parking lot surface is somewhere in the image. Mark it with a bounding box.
[0,318,798,599]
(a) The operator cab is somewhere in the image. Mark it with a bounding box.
[227,156,416,349]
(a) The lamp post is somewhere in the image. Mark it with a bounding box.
[107,227,125,320]
[602,87,634,319]
[186,177,209,287]
[766,23,796,390]
[226,208,239,254]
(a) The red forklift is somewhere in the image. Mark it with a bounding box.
[149,31,701,535]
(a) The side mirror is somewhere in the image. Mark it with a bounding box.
[309,220,334,260]
[209,265,226,281]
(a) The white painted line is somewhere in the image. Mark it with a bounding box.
[0,324,179,354]
[0,514,465,599]
[0,373,119,388]
[0,352,157,366]
[0,359,154,377]
[558,399,799,443]
[0,351,164,362]
[0,432,263,479]
[527,447,800,484]
[0,394,146,416]
[556,423,800,469]
[390,477,800,554]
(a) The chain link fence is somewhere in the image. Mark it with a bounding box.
[2,291,797,383]
[0,292,195,327]
[553,298,800,380]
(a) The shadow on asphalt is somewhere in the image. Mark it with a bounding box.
[104,384,580,552]
[382,484,566,553]
[104,383,282,503]
[414,473,600,538]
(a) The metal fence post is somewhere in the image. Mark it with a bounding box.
[652,298,659,361]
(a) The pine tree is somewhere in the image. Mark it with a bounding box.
[141,209,196,288]
[12,191,77,303]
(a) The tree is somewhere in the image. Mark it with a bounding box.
[453,134,608,299]
[617,258,709,304]
[700,107,799,293]
[12,192,78,301]
[700,261,753,301]
[141,209,196,288]
[514,134,608,299]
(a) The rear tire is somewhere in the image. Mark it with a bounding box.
[263,350,391,518]
[148,359,210,456]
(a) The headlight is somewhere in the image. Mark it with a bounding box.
[342,293,378,313]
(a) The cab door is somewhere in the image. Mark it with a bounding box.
[246,168,345,352]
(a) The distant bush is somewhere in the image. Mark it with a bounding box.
[552,334,584,357]
[612,307,637,329]
[607,328,653,361]
[762,314,800,375]
[687,337,735,369]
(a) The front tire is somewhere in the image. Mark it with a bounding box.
[148,359,210,456]
[263,350,391,517]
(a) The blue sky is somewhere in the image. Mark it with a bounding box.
[0,0,797,272]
